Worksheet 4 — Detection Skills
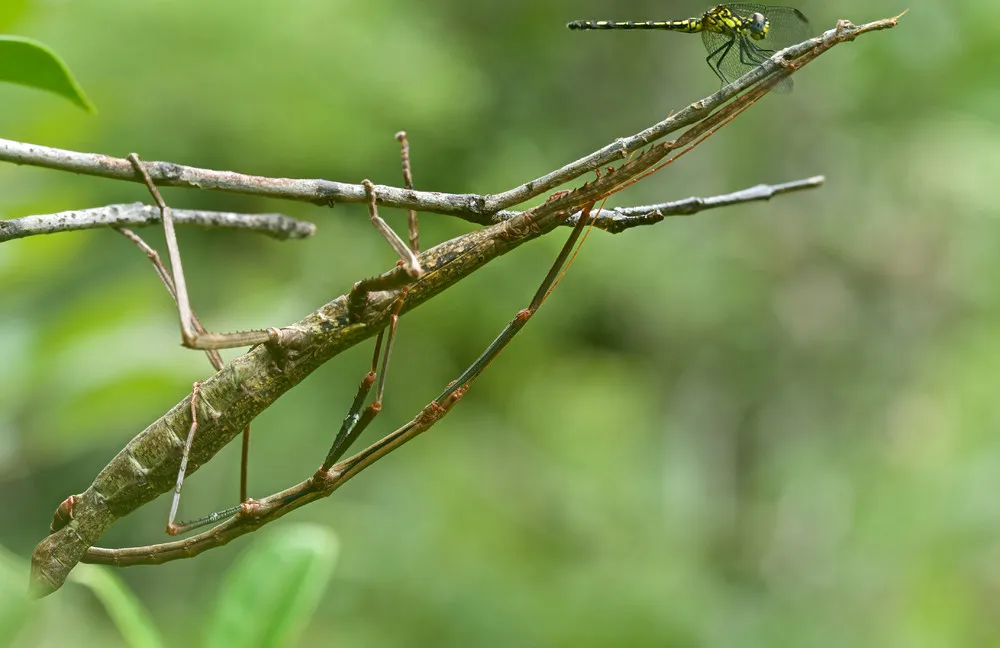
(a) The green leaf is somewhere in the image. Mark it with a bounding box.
[0,546,36,647]
[0,36,95,112]
[69,564,166,648]
[204,524,339,648]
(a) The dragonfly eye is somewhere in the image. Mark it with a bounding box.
[749,12,769,39]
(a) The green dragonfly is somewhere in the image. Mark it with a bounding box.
[567,4,811,91]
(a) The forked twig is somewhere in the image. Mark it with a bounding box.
[0,15,895,224]
[25,12,903,596]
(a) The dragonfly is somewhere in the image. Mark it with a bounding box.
[567,4,810,92]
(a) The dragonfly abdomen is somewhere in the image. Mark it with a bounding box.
[566,19,704,33]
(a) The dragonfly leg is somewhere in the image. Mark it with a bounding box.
[705,36,735,85]
[736,38,794,91]
[739,37,772,66]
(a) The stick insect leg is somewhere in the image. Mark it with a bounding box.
[125,155,279,533]
[163,380,247,535]
[47,225,257,534]
[395,131,420,254]
[166,382,239,535]
[160,147,424,534]
[330,200,599,481]
[126,154,278,350]
[116,227,225,370]
[115,227,256,505]
[325,135,420,468]
[347,180,425,319]
[439,205,595,403]
[359,177,422,279]
[321,290,407,470]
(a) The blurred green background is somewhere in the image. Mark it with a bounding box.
[2,0,998,645]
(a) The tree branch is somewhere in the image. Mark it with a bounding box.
[24,12,903,596]
[0,176,826,244]
[0,202,315,242]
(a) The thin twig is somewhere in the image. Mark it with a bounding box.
[0,203,315,243]
[0,137,484,217]
[0,177,822,245]
[492,175,826,233]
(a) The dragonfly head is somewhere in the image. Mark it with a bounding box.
[748,12,770,40]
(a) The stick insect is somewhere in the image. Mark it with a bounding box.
[28,129,603,594]
[47,133,427,539]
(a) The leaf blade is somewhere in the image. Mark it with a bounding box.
[0,35,95,112]
[69,564,166,648]
[0,546,36,647]
[204,524,339,648]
